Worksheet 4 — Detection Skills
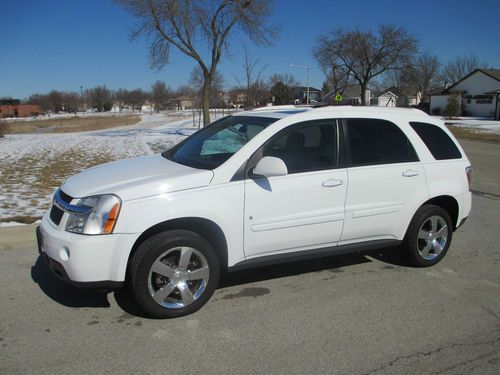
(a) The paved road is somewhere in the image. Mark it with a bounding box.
[1,140,499,374]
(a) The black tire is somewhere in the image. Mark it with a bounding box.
[129,230,220,318]
[403,204,453,267]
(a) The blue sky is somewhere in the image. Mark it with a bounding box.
[1,0,499,99]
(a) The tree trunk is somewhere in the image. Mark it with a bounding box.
[201,77,211,127]
[360,83,367,106]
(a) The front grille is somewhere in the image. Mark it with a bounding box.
[59,189,73,204]
[49,205,64,225]
[49,189,74,226]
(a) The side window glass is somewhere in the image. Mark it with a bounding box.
[262,121,337,174]
[409,122,462,160]
[346,118,418,166]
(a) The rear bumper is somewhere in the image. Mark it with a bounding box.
[37,212,138,285]
[456,191,472,229]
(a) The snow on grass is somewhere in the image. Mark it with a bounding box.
[0,112,213,222]
[0,110,138,122]
[432,116,500,134]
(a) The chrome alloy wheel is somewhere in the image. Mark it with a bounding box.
[417,215,448,261]
[147,247,209,309]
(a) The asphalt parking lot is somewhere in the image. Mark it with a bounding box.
[1,140,499,374]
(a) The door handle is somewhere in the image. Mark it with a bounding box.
[402,169,419,177]
[322,179,343,187]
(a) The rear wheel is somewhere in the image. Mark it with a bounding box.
[130,230,220,318]
[403,205,453,267]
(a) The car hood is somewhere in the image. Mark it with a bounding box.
[61,155,214,201]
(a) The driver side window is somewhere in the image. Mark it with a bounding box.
[262,120,338,174]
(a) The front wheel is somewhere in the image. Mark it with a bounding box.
[403,205,453,267]
[129,230,220,318]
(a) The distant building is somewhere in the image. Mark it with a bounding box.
[168,96,194,110]
[322,85,371,105]
[322,84,421,108]
[292,86,321,104]
[141,100,154,113]
[0,99,42,118]
[429,68,500,119]
[371,90,398,107]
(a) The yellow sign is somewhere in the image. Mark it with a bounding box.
[335,93,343,102]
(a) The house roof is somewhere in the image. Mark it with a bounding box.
[379,90,398,98]
[293,86,321,92]
[372,88,398,97]
[447,68,500,91]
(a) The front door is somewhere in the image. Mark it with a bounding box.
[243,119,347,258]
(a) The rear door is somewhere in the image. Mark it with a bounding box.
[243,119,348,258]
[340,118,429,243]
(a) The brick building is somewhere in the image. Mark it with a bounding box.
[0,99,42,118]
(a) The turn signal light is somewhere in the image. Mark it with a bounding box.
[103,203,121,234]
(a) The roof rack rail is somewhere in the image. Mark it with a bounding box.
[251,105,299,111]
[311,102,332,108]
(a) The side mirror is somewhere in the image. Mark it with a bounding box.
[253,156,288,178]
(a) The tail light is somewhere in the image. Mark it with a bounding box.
[466,166,472,190]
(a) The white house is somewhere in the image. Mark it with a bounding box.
[430,69,500,119]
[371,90,398,107]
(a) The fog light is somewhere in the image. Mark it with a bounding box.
[59,246,70,261]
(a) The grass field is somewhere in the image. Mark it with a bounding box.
[446,125,500,143]
[0,150,115,224]
[0,113,196,224]
[0,114,140,134]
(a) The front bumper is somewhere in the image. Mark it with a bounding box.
[37,212,138,286]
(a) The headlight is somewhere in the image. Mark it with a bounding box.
[65,194,121,235]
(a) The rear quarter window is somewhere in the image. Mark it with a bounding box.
[409,122,462,160]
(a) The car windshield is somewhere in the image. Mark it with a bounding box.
[163,115,277,170]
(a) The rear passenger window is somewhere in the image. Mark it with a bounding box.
[346,119,418,166]
[409,122,462,160]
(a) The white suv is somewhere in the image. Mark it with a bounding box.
[37,106,472,318]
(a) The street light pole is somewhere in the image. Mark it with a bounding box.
[289,64,310,105]
[80,85,84,116]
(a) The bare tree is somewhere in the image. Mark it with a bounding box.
[189,66,225,93]
[314,24,417,105]
[441,54,485,85]
[116,0,278,126]
[270,82,293,105]
[321,65,352,103]
[407,52,441,101]
[127,89,147,112]
[268,73,299,88]
[235,45,268,108]
[88,86,113,112]
[151,80,170,112]
[189,66,225,107]
[382,52,441,103]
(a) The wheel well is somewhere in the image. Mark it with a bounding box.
[127,217,228,272]
[423,195,459,230]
